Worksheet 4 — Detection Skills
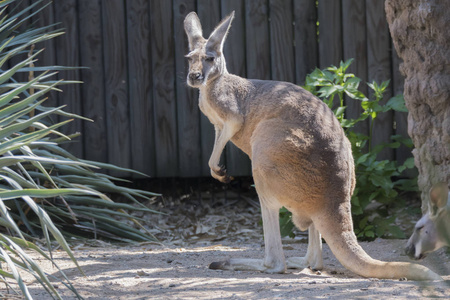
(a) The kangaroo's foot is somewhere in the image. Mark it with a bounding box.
[286,255,323,271]
[209,258,286,274]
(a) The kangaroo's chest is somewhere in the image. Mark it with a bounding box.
[199,92,225,127]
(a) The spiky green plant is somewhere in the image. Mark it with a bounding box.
[0,1,160,298]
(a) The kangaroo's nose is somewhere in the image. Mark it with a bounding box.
[189,72,202,80]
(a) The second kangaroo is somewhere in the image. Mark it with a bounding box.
[406,182,450,260]
[184,11,442,281]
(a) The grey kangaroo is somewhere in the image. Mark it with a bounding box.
[184,11,442,281]
[406,182,450,260]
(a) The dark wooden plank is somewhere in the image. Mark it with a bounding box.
[8,0,31,84]
[221,0,251,177]
[269,0,295,82]
[173,0,202,177]
[245,0,271,80]
[31,1,58,108]
[197,0,221,177]
[126,0,155,177]
[366,0,393,160]
[77,0,107,165]
[150,0,178,177]
[318,0,342,68]
[102,0,131,173]
[342,0,369,136]
[53,0,83,158]
[293,0,318,85]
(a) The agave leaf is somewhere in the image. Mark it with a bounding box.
[3,235,66,300]
[0,106,69,140]
[0,49,43,85]
[0,188,101,200]
[79,159,150,178]
[0,99,47,127]
[0,197,25,239]
[19,145,58,188]
[1,166,37,188]
[0,154,99,169]
[0,72,57,109]
[13,198,37,235]
[0,120,73,155]
[0,246,32,299]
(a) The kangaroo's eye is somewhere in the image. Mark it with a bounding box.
[416,226,424,231]
[205,56,215,62]
[186,57,193,62]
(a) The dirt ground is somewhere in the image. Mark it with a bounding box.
[6,186,450,299]
[24,239,450,299]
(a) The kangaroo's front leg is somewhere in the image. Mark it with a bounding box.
[208,122,239,183]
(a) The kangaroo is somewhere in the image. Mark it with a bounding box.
[184,11,442,281]
[406,182,450,260]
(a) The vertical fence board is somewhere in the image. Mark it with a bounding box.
[293,0,318,85]
[174,0,202,177]
[245,0,271,80]
[197,0,221,176]
[318,0,342,69]
[53,0,83,158]
[269,0,295,82]
[78,0,107,164]
[342,0,369,135]
[8,0,31,84]
[126,0,155,177]
[32,1,58,108]
[366,0,393,160]
[221,0,251,177]
[102,0,131,173]
[150,0,178,177]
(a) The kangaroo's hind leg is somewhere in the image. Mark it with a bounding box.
[286,223,323,270]
[209,191,286,273]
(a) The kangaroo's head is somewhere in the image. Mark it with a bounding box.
[184,11,234,88]
[406,182,450,260]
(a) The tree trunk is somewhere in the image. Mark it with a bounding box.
[385,0,450,210]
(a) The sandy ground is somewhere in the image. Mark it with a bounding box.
[17,238,449,299]
[3,189,450,299]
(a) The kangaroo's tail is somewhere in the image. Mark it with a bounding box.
[312,207,442,281]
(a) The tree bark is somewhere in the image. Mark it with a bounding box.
[385,0,450,209]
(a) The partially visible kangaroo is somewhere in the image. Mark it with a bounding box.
[184,11,442,281]
[406,182,450,260]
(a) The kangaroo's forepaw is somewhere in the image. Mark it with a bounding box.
[211,166,234,183]
[216,165,227,176]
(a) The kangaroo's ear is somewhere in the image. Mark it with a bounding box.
[184,12,204,51]
[206,11,235,55]
[429,182,449,215]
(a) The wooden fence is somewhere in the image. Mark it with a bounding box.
[16,0,409,178]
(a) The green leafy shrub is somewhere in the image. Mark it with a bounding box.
[280,59,417,240]
[0,1,159,298]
